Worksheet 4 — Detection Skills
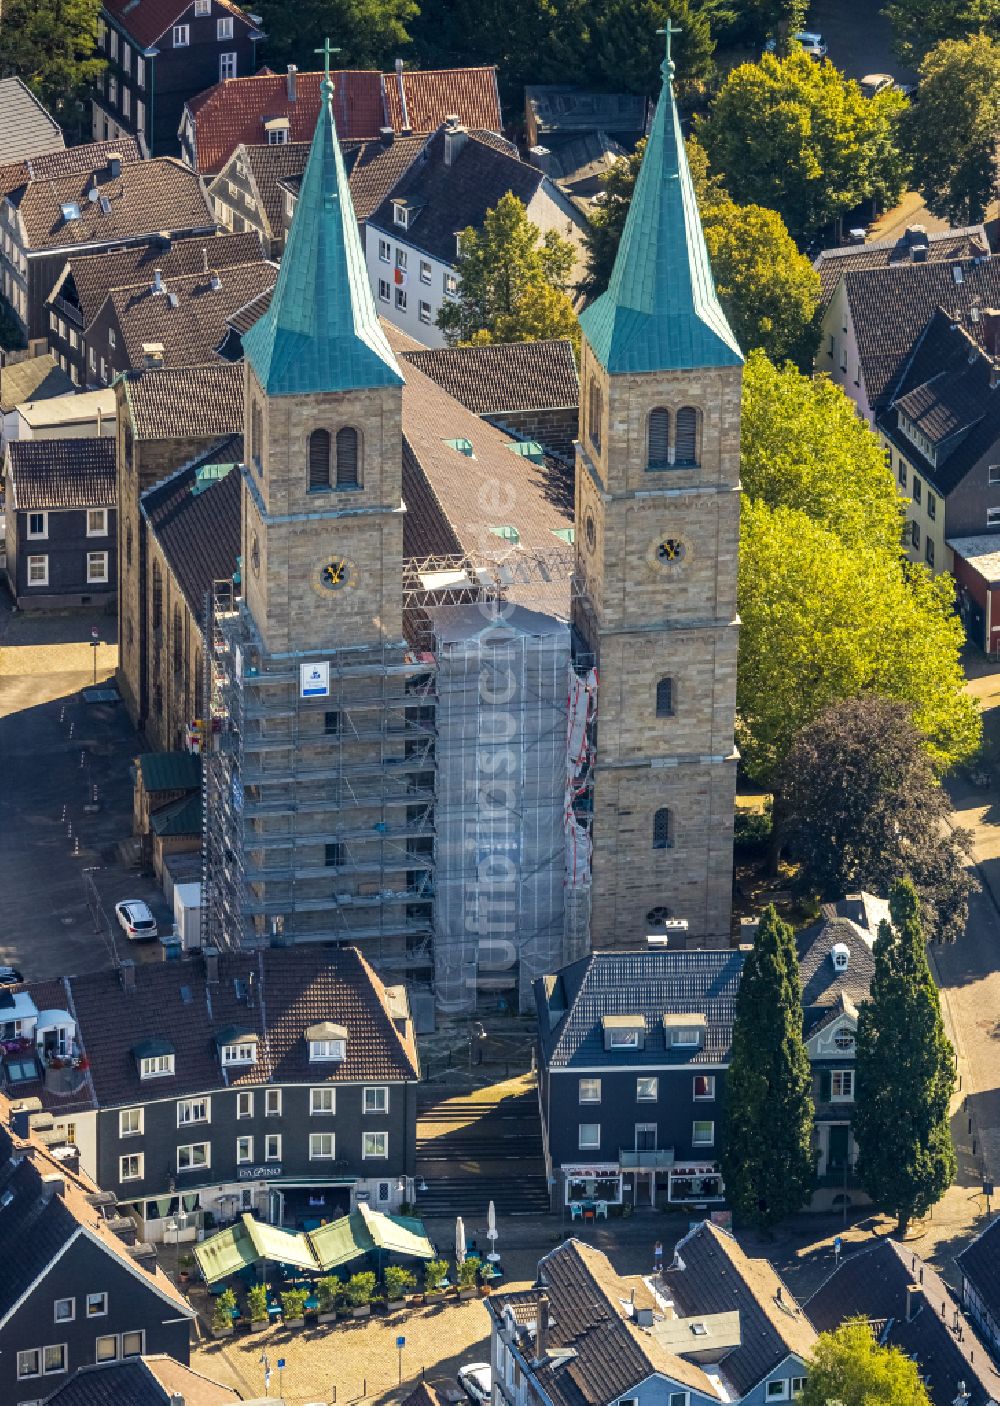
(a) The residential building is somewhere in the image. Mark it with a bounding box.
[41,1355,244,1405]
[0,1100,194,1406]
[44,230,262,385]
[4,438,116,608]
[6,388,117,449]
[8,944,421,1241]
[957,1216,1000,1365]
[950,538,1000,657]
[0,139,217,343]
[0,352,74,449]
[806,1238,1000,1406]
[0,78,65,165]
[366,120,588,349]
[488,1230,815,1406]
[524,86,648,208]
[93,0,262,157]
[180,63,502,175]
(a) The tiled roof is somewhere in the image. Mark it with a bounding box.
[958,1216,1000,1329]
[141,438,243,615]
[103,0,254,49]
[42,1355,238,1405]
[49,231,262,326]
[7,437,116,511]
[0,352,73,412]
[796,916,876,1036]
[368,129,544,266]
[56,946,420,1108]
[814,224,989,305]
[806,1239,1000,1406]
[122,361,244,439]
[0,77,64,165]
[0,136,143,200]
[229,139,310,235]
[536,949,746,1070]
[226,286,272,336]
[136,751,201,793]
[343,133,430,221]
[382,66,501,134]
[526,85,648,139]
[843,256,1000,411]
[101,259,276,370]
[877,308,1000,497]
[665,1222,815,1396]
[401,339,579,413]
[16,156,215,252]
[150,790,202,836]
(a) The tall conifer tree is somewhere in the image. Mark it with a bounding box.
[854,880,956,1236]
[721,905,815,1228]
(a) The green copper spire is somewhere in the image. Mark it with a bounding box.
[579,29,742,375]
[243,53,403,396]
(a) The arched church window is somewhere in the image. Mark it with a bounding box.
[653,807,673,850]
[655,677,674,717]
[172,603,183,674]
[125,519,132,569]
[648,408,670,469]
[588,379,602,453]
[308,429,331,490]
[251,401,264,475]
[151,560,162,630]
[675,406,700,466]
[336,427,360,487]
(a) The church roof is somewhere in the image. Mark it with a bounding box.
[579,53,741,375]
[242,74,402,397]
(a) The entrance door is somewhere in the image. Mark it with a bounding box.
[827,1124,849,1172]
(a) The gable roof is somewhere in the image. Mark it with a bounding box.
[536,949,745,1069]
[665,1222,815,1396]
[103,0,256,49]
[806,1238,1000,1406]
[0,138,143,203]
[141,438,243,614]
[0,78,65,165]
[136,750,202,794]
[579,60,741,375]
[41,1355,239,1405]
[401,339,579,414]
[815,224,989,306]
[121,361,244,440]
[796,915,876,1037]
[216,139,310,238]
[958,1216,1000,1331]
[0,352,74,412]
[6,437,116,511]
[382,65,501,134]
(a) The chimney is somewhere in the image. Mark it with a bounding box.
[444,117,468,167]
[152,268,164,293]
[395,57,412,134]
[286,64,297,102]
[204,946,220,984]
[529,145,552,175]
[169,1396,185,1406]
[379,125,395,145]
[906,1284,923,1321]
[158,229,172,251]
[41,1172,66,1199]
[142,342,165,368]
[536,1293,549,1360]
[119,960,136,995]
[982,308,1000,357]
[107,151,122,178]
[130,1241,157,1274]
[209,272,222,291]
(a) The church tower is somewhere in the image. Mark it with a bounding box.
[574,35,743,948]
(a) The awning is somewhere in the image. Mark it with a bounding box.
[193,1220,257,1284]
[359,1203,434,1259]
[310,1212,376,1270]
[242,1214,318,1271]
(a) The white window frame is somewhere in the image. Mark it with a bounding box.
[669,1394,689,1406]
[265,1088,282,1116]
[217,15,233,37]
[989,464,1000,485]
[418,300,431,324]
[393,203,409,228]
[120,1330,144,1359]
[109,29,118,58]
[95,1334,117,1362]
[194,0,211,12]
[444,271,458,297]
[378,278,390,302]
[120,1153,142,1181]
[265,1132,281,1161]
[43,1344,67,1376]
[395,288,407,311]
[27,554,49,586]
[176,1096,210,1126]
[17,1349,42,1380]
[236,1135,253,1164]
[396,247,407,270]
[363,1130,388,1159]
[831,1069,854,1101]
[122,88,131,119]
[26,511,47,540]
[177,1141,210,1172]
[86,1292,108,1318]
[693,1074,716,1101]
[219,51,237,80]
[53,1298,75,1323]
[692,1120,715,1147]
[172,23,190,46]
[766,1382,789,1402]
[121,43,131,72]
[671,1028,702,1048]
[988,507,1000,528]
[378,237,391,263]
[608,1029,639,1048]
[791,1380,806,1399]
[118,1107,143,1137]
[310,1087,336,1115]
[221,1041,257,1065]
[578,1078,601,1104]
[420,259,432,284]
[309,1131,336,1160]
[86,551,109,584]
[636,1076,658,1102]
[363,1086,389,1114]
[136,56,145,87]
[87,508,108,537]
[236,1090,254,1118]
[108,328,116,349]
[309,1039,345,1062]
[140,1054,173,1078]
[578,1123,600,1150]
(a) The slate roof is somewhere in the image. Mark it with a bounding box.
[223,139,310,236]
[150,790,202,836]
[0,137,143,201]
[526,85,648,139]
[15,156,215,253]
[958,1216,1000,1333]
[536,949,746,1070]
[122,361,244,440]
[664,1222,816,1396]
[806,1239,1000,1406]
[47,231,262,327]
[56,946,420,1107]
[382,66,501,134]
[815,224,989,305]
[368,128,545,265]
[135,751,202,794]
[103,0,255,48]
[342,133,431,221]
[0,352,74,412]
[842,255,1000,412]
[41,1355,239,1405]
[6,437,116,511]
[141,437,243,614]
[796,916,877,1038]
[0,77,65,165]
[100,259,277,370]
[400,1383,445,1406]
[877,308,1000,497]
[489,1238,715,1406]
[401,339,579,413]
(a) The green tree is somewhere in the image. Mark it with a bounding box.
[883,0,1000,67]
[904,35,1000,225]
[698,52,908,239]
[721,905,815,1228]
[583,0,715,96]
[780,696,973,943]
[737,501,980,784]
[436,193,580,348]
[741,352,903,550]
[253,0,417,70]
[853,881,957,1236]
[801,1318,933,1406]
[0,0,104,130]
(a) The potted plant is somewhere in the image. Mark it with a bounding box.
[424,1258,449,1298]
[248,1283,269,1331]
[281,1288,308,1328]
[316,1275,339,1324]
[457,1257,479,1299]
[346,1271,376,1319]
[212,1288,237,1337]
[178,1253,194,1285]
[384,1264,415,1310]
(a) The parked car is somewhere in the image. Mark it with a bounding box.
[0,966,24,986]
[766,31,827,58]
[458,1364,492,1406]
[860,73,894,98]
[115,899,158,941]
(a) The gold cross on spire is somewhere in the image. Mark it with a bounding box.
[656,19,682,80]
[315,37,341,82]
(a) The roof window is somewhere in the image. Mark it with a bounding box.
[489,525,520,545]
[601,1014,645,1051]
[61,203,81,223]
[307,1021,348,1062]
[216,1028,259,1066]
[663,1013,706,1048]
[444,437,475,458]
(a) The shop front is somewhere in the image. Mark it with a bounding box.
[666,1162,724,1204]
[561,1162,623,1208]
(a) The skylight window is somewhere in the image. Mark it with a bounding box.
[61,202,81,222]
[443,437,475,458]
[489,525,520,545]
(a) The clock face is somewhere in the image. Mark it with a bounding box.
[656,537,686,564]
[584,509,597,553]
[319,558,351,591]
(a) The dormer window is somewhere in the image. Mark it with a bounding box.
[222,1042,256,1065]
[134,1037,175,1078]
[306,1022,348,1062]
[663,1014,706,1049]
[393,201,409,228]
[215,1028,258,1066]
[609,1029,639,1048]
[311,1039,345,1062]
[602,1015,645,1051]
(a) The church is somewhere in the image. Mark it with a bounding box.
[115,41,743,1011]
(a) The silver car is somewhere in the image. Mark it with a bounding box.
[115,899,158,941]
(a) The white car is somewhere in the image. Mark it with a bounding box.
[766,31,827,58]
[860,73,894,98]
[115,900,158,941]
[458,1364,492,1406]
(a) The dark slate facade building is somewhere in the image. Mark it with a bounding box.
[4,438,117,608]
[958,1216,1000,1366]
[0,1106,193,1406]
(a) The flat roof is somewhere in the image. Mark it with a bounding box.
[19,387,116,428]
[948,535,1000,582]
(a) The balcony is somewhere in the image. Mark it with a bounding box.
[620,1148,675,1170]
